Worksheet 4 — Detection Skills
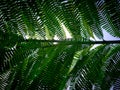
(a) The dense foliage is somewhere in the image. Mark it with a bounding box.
[0,0,120,90]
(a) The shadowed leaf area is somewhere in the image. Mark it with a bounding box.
[0,0,120,90]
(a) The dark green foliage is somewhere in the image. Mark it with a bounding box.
[0,0,120,90]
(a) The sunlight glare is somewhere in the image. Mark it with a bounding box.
[61,23,72,39]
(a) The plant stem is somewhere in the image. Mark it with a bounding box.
[24,39,120,44]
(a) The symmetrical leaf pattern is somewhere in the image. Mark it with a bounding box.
[0,0,120,90]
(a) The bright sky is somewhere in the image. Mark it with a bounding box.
[90,28,120,50]
[102,29,120,41]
